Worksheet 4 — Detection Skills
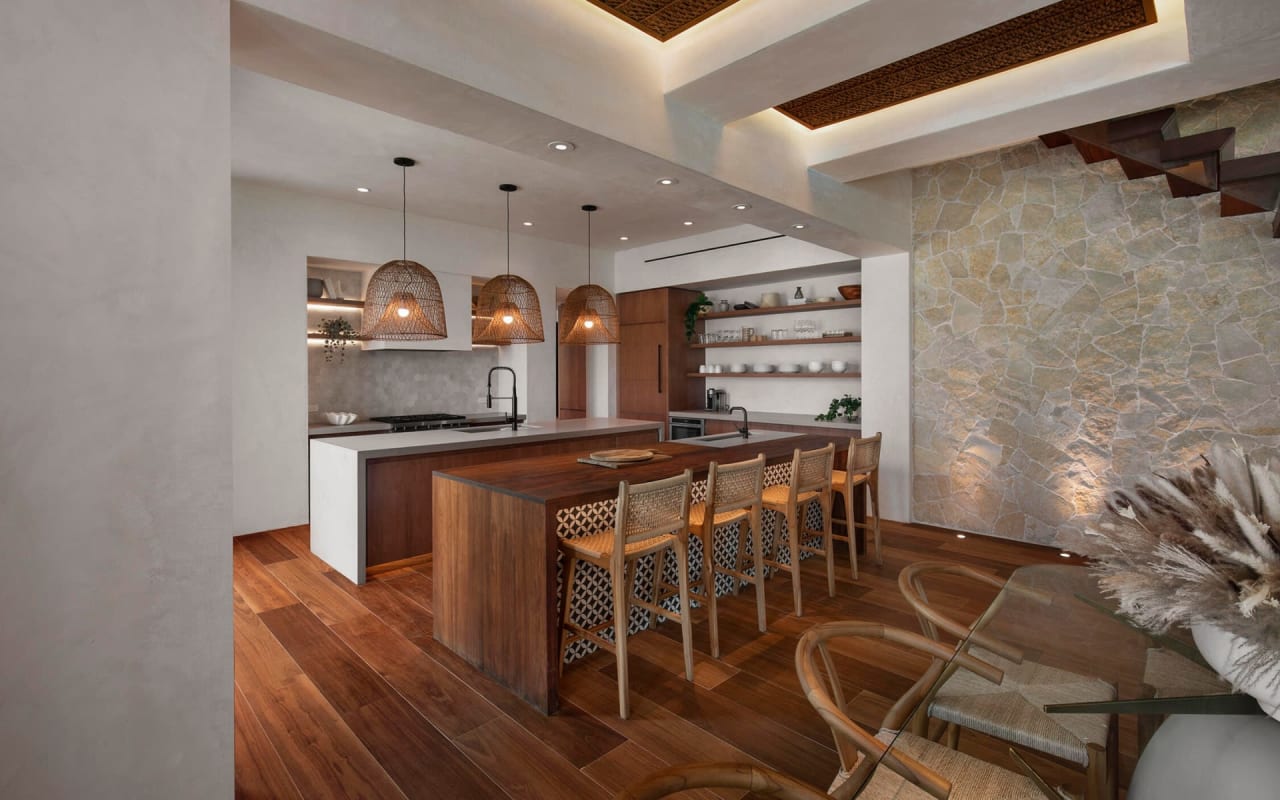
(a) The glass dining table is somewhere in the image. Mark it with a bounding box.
[842,564,1259,799]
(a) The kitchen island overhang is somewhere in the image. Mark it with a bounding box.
[309,417,665,584]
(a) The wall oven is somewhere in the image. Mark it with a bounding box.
[669,416,706,440]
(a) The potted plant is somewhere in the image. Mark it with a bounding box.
[815,394,861,423]
[1078,442,1280,718]
[684,292,714,341]
[318,317,358,362]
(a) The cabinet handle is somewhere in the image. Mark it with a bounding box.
[657,344,663,394]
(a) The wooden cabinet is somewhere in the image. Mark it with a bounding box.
[616,288,704,422]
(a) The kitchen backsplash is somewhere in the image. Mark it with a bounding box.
[309,347,499,420]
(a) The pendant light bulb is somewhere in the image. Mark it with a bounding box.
[471,184,545,345]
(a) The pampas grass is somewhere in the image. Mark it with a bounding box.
[1081,442,1280,685]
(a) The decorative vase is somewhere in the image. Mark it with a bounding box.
[1191,622,1280,720]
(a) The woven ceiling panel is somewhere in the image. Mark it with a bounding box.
[776,0,1157,129]
[581,0,744,41]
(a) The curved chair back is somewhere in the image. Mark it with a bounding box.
[707,453,766,514]
[616,762,832,800]
[847,433,882,478]
[897,561,1024,663]
[790,443,836,502]
[615,470,692,565]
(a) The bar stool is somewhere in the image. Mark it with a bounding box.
[760,443,836,617]
[830,432,882,580]
[558,470,694,719]
[686,454,767,658]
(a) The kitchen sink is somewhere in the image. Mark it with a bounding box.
[459,423,542,434]
[681,429,800,448]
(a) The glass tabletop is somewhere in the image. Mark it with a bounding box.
[845,564,1236,799]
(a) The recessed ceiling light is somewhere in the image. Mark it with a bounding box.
[732,203,751,211]
[522,221,534,227]
[618,236,629,241]
[792,223,807,229]
[955,533,966,539]
[657,177,679,186]
[356,187,370,193]
[547,141,575,152]
[682,220,694,226]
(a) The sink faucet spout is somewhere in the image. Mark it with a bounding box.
[486,366,519,431]
[729,405,749,438]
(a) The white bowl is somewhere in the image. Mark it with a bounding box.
[729,363,748,373]
[830,360,848,373]
[751,363,776,373]
[777,363,801,373]
[816,296,836,303]
[807,361,825,373]
[325,411,357,425]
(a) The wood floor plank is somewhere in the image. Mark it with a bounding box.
[233,540,300,613]
[382,569,434,614]
[233,683,302,800]
[266,558,375,627]
[453,715,614,800]
[327,570,435,642]
[236,531,299,565]
[711,670,833,747]
[581,740,744,800]
[621,622,741,689]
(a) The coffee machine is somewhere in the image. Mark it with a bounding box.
[705,388,729,412]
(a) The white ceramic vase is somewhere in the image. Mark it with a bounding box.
[1191,621,1280,720]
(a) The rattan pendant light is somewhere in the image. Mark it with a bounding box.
[472,184,544,345]
[360,157,447,341]
[559,204,620,345]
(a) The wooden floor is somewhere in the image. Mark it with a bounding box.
[234,521,1083,799]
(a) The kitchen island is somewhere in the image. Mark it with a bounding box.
[432,432,853,713]
[309,417,663,583]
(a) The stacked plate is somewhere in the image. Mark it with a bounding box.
[751,363,776,373]
[778,363,801,373]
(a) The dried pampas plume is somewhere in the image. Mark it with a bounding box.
[1081,442,1280,684]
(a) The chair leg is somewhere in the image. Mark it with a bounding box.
[613,560,631,719]
[869,476,882,566]
[822,494,835,598]
[944,722,959,750]
[700,527,721,659]
[558,554,580,675]
[842,485,858,582]
[649,548,667,628]
[786,505,803,617]
[673,539,695,681]
[749,508,767,633]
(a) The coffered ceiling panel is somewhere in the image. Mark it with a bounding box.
[581,0,745,41]
[776,0,1158,129]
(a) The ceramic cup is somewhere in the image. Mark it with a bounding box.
[807,360,824,373]
[760,292,782,307]
[830,360,848,373]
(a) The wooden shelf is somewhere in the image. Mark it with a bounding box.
[692,335,861,349]
[307,298,365,310]
[699,299,860,320]
[307,333,365,341]
[686,372,861,379]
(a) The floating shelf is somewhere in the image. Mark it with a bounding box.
[699,299,860,320]
[307,333,365,341]
[686,372,861,379]
[307,298,365,310]
[692,335,861,349]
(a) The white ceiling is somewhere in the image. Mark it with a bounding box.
[230,0,1280,256]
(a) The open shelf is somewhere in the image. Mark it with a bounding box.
[692,335,861,349]
[699,299,860,320]
[307,298,365,310]
[686,372,861,379]
[307,333,365,341]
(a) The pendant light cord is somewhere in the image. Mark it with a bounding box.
[506,189,511,276]
[586,208,592,285]
[401,164,407,262]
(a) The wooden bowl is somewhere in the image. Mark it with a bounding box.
[837,284,862,300]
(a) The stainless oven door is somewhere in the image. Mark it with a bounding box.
[669,416,705,440]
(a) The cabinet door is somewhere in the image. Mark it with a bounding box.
[617,289,667,324]
[618,321,667,420]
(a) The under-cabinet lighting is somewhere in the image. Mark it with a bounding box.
[307,302,364,312]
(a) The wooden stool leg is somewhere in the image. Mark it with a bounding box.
[749,508,767,633]
[673,539,695,681]
[869,476,882,566]
[558,554,580,675]
[786,505,803,617]
[700,526,721,659]
[944,722,959,750]
[649,549,667,628]
[843,485,858,581]
[822,494,835,598]
[613,560,631,719]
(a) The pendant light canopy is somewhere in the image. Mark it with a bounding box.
[559,204,620,345]
[361,157,447,341]
[472,184,544,345]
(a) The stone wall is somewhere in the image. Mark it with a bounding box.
[912,80,1280,545]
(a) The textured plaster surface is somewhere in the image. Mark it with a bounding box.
[911,80,1280,544]
[309,347,499,419]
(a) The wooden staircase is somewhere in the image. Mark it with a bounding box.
[1041,107,1280,237]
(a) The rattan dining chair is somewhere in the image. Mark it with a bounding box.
[796,620,1056,800]
[899,561,1116,800]
[686,453,767,658]
[761,443,836,617]
[830,433,882,580]
[616,762,833,799]
[558,470,695,719]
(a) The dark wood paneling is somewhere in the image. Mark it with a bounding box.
[558,336,587,418]
[618,288,705,421]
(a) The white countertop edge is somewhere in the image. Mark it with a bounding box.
[668,409,861,431]
[309,417,664,458]
[309,421,394,436]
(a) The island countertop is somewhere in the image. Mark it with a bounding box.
[311,416,664,457]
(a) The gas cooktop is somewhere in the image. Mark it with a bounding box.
[369,413,467,432]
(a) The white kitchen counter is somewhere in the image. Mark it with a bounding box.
[308,421,393,436]
[309,417,664,583]
[669,409,861,431]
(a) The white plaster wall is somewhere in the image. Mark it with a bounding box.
[232,181,599,533]
[861,253,913,523]
[0,1,232,797]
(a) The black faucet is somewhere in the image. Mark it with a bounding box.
[729,405,749,438]
[486,366,519,431]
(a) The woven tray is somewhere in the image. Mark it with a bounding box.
[577,452,673,469]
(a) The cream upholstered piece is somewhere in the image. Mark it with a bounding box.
[687,454,767,658]
[831,433,883,580]
[558,470,694,719]
[854,731,1045,800]
[761,444,836,617]
[931,646,1114,766]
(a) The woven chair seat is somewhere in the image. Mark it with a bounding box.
[831,469,869,487]
[689,502,749,528]
[930,646,1113,766]
[854,731,1048,799]
[562,529,674,561]
[761,484,819,509]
